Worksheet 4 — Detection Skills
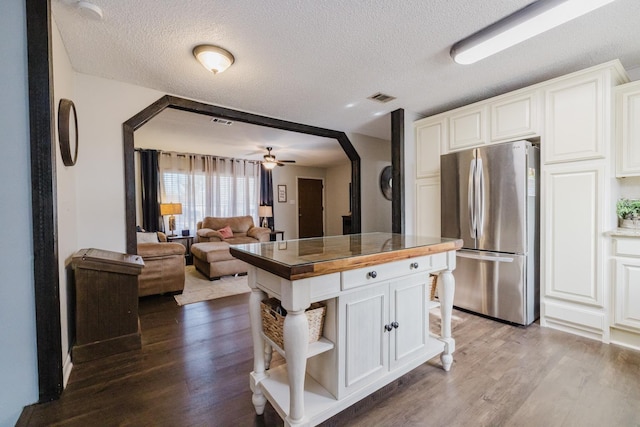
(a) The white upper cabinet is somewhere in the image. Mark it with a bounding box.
[448,105,487,151]
[543,65,626,165]
[490,91,539,142]
[615,80,640,177]
[415,117,446,178]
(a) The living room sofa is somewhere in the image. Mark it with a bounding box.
[192,215,270,280]
[137,231,186,296]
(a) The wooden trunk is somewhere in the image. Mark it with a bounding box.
[71,248,144,363]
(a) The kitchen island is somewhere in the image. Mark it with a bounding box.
[230,233,462,427]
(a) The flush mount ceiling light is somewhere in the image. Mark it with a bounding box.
[193,45,235,74]
[76,1,103,20]
[450,0,617,65]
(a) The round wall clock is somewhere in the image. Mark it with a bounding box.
[58,98,78,166]
[380,165,392,200]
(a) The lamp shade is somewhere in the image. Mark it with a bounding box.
[193,45,235,74]
[258,205,273,218]
[160,203,182,216]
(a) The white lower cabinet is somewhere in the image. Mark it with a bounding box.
[338,273,428,397]
[612,236,640,332]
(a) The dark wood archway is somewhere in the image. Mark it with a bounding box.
[123,95,362,254]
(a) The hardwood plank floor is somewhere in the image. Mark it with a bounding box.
[20,294,640,426]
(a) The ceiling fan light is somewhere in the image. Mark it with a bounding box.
[263,161,277,170]
[450,0,617,65]
[193,45,235,74]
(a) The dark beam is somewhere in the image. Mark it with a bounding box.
[391,109,405,234]
[26,0,63,402]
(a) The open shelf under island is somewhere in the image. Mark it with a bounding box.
[230,232,463,427]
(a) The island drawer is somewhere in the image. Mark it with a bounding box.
[341,255,431,290]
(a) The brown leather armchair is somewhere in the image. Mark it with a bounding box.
[137,232,186,297]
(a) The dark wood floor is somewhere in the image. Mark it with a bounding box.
[20,293,640,426]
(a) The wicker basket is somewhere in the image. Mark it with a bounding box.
[429,274,438,301]
[260,297,326,349]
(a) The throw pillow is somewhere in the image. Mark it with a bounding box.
[137,231,159,244]
[218,225,233,239]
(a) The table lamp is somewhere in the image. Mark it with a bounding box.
[160,203,182,236]
[258,205,273,229]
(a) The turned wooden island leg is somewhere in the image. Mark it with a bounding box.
[283,308,309,425]
[248,269,268,415]
[438,268,456,371]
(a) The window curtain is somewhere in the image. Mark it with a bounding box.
[260,165,274,230]
[158,152,261,234]
[138,149,161,232]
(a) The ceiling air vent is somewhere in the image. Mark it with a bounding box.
[210,117,233,126]
[368,92,396,103]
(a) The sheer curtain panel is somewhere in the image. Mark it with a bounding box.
[159,152,260,234]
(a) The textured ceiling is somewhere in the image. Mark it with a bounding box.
[52,0,640,146]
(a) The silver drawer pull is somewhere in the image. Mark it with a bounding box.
[410,262,419,269]
[367,271,377,279]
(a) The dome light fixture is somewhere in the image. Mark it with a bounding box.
[193,45,235,74]
[450,0,617,65]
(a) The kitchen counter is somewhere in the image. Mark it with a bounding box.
[608,227,640,237]
[232,233,462,426]
[230,232,462,281]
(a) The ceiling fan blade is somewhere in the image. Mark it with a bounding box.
[279,160,296,163]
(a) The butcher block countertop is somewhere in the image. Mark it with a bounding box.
[229,232,462,281]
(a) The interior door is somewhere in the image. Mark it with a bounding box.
[298,178,324,238]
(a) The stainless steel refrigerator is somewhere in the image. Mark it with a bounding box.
[440,140,539,325]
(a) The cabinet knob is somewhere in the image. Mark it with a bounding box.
[384,324,393,332]
[391,321,399,329]
[368,271,377,279]
[410,262,419,269]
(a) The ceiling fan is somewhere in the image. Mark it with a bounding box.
[262,146,295,169]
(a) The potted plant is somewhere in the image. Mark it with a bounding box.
[616,198,640,229]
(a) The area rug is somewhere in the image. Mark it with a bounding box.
[174,265,251,306]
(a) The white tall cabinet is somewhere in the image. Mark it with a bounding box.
[413,60,632,345]
[615,80,640,177]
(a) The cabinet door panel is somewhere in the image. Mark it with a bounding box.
[616,82,640,176]
[415,178,441,238]
[544,73,605,163]
[543,163,604,306]
[448,106,487,151]
[389,275,427,370]
[340,285,388,395]
[490,91,538,141]
[614,259,640,330]
[416,119,445,178]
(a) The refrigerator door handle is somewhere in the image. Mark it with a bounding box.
[468,159,476,237]
[475,158,485,239]
[457,250,514,263]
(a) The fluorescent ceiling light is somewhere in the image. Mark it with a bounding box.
[193,45,235,74]
[450,0,617,65]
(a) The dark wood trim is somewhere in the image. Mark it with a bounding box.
[26,0,63,402]
[391,109,404,234]
[123,96,362,254]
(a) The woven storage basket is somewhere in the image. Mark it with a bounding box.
[429,274,438,301]
[260,297,326,349]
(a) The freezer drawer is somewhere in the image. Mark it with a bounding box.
[453,250,531,325]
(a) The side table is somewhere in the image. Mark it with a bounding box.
[269,230,285,241]
[167,235,194,265]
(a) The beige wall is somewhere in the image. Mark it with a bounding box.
[325,162,352,236]
[347,133,392,233]
[52,18,78,385]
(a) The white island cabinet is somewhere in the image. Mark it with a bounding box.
[230,233,462,427]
